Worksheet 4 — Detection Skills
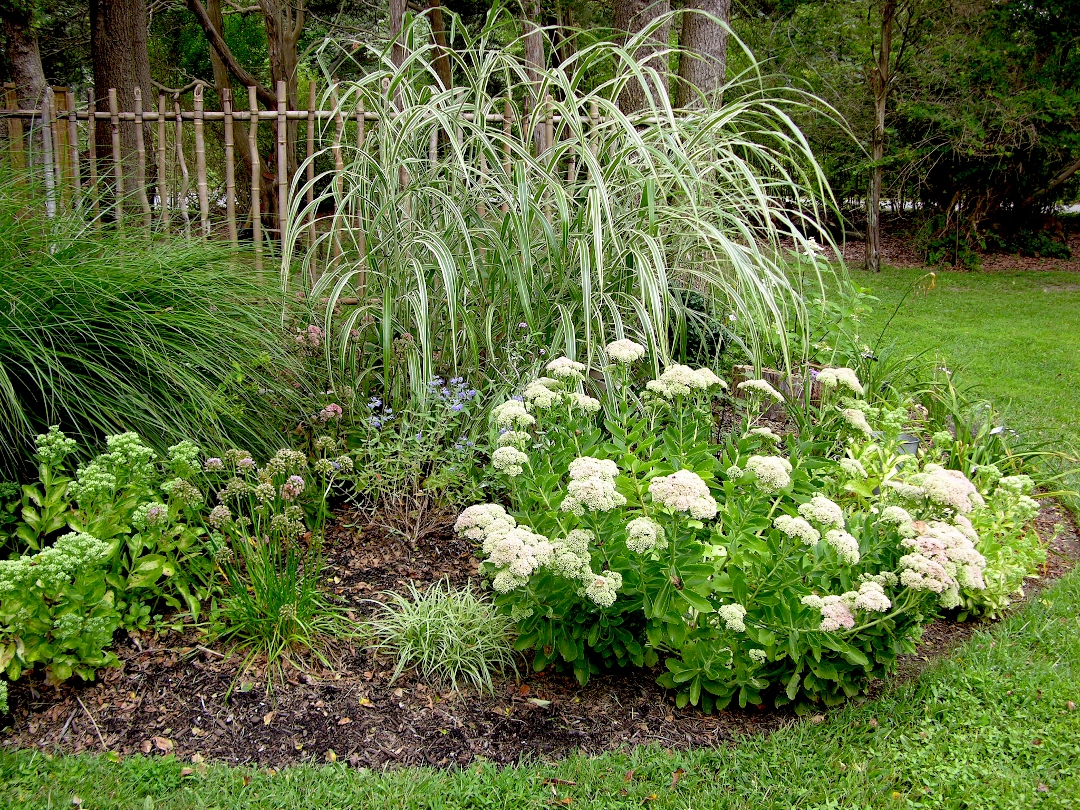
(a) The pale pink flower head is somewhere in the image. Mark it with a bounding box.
[319,403,344,423]
[281,474,305,501]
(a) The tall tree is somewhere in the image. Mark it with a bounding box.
[865,0,895,272]
[522,0,545,151]
[675,0,731,108]
[1,4,48,159]
[613,0,672,114]
[90,0,153,189]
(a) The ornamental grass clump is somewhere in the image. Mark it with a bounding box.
[364,580,518,694]
[452,349,1045,712]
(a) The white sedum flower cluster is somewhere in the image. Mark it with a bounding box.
[773,514,820,546]
[745,455,793,493]
[492,446,529,477]
[648,469,718,519]
[645,364,726,399]
[567,392,602,414]
[891,464,985,514]
[802,582,890,632]
[798,495,846,528]
[492,400,536,430]
[486,526,557,593]
[454,503,516,542]
[546,356,587,381]
[523,379,562,409]
[898,520,987,607]
[746,426,781,443]
[824,529,861,564]
[840,408,874,437]
[584,571,623,608]
[606,339,646,364]
[717,603,747,632]
[839,457,868,479]
[737,379,785,401]
[625,517,665,553]
[561,456,626,516]
[816,367,864,396]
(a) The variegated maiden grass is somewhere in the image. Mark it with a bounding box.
[284,11,844,407]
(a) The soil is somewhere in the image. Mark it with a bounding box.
[2,500,1077,770]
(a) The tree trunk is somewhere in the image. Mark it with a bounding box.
[866,0,895,273]
[260,0,302,178]
[675,0,730,109]
[1,8,48,162]
[613,0,672,114]
[427,0,453,90]
[206,0,254,208]
[389,0,408,69]
[90,0,154,198]
[522,0,546,152]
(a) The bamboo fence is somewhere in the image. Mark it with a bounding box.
[1,80,602,273]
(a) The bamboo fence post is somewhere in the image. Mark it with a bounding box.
[49,90,66,209]
[248,86,263,273]
[223,87,237,247]
[133,87,152,228]
[173,95,191,235]
[276,80,288,244]
[5,84,24,169]
[66,90,81,210]
[156,92,169,232]
[478,149,487,219]
[306,79,316,250]
[193,84,210,236]
[87,89,99,222]
[502,95,512,215]
[429,126,438,171]
[41,88,57,218]
[108,88,123,226]
[329,83,344,269]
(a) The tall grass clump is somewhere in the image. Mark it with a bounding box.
[285,10,842,408]
[0,165,309,475]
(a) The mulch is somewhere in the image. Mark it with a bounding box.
[2,498,1077,770]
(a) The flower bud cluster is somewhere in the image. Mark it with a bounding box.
[737,379,784,401]
[815,367,864,396]
[645,364,726,399]
[899,520,987,607]
[606,339,646,364]
[648,469,717,519]
[745,455,792,493]
[798,495,846,528]
[624,517,665,553]
[773,514,820,546]
[492,446,529,477]
[561,457,626,516]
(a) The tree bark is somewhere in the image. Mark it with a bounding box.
[522,0,546,151]
[1,8,48,162]
[90,0,154,193]
[613,0,672,114]
[675,0,730,109]
[260,0,302,181]
[206,0,256,210]
[389,0,408,69]
[427,0,453,90]
[866,0,896,273]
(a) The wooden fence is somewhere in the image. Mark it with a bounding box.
[1,79,590,272]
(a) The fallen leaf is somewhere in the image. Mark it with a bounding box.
[263,711,275,727]
[140,739,153,754]
[624,770,635,782]
[153,736,173,753]
[337,717,352,725]
[1037,783,1050,793]
[809,714,825,725]
[527,698,552,708]
[179,767,194,778]
[326,750,337,762]
[670,768,686,789]
[544,778,577,786]
[1067,701,1076,711]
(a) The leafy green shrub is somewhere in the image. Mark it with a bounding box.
[0,531,121,685]
[0,164,310,475]
[454,347,1021,712]
[364,580,518,693]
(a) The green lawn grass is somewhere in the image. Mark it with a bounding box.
[853,266,1080,460]
[2,263,1079,809]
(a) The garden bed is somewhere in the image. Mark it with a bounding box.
[2,500,1076,770]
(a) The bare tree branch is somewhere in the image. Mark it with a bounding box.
[186,0,276,106]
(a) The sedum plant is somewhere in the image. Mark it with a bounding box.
[453,345,1019,712]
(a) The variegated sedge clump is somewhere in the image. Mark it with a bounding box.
[453,352,1032,711]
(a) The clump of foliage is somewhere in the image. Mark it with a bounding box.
[455,343,1042,712]
[0,426,355,686]
[364,579,518,693]
[0,164,310,475]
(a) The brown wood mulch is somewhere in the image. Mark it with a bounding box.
[1,501,1077,770]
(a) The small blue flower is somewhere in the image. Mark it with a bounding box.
[451,403,464,412]
[332,462,341,470]
[518,322,528,329]
[450,376,463,385]
[429,377,444,387]
[512,395,524,402]
[415,432,423,441]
